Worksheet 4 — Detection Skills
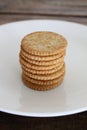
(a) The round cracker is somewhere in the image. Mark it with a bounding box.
[20,54,65,66]
[21,62,64,75]
[22,73,65,85]
[20,49,66,61]
[21,31,67,56]
[22,74,64,91]
[20,58,63,71]
[23,64,65,80]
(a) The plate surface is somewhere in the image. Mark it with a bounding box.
[0,20,87,117]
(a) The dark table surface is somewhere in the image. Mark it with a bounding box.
[0,0,87,129]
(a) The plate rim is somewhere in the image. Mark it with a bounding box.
[0,19,87,117]
[0,107,87,117]
[0,19,87,28]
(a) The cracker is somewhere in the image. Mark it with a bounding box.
[20,54,65,66]
[21,62,64,75]
[22,74,64,91]
[20,58,63,70]
[23,64,65,80]
[20,49,66,61]
[22,73,65,85]
[21,31,67,56]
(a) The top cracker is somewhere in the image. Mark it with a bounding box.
[21,31,67,56]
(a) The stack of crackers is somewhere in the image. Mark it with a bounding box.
[19,31,67,91]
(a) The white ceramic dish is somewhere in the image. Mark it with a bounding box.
[0,20,87,117]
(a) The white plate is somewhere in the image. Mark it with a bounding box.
[0,20,87,117]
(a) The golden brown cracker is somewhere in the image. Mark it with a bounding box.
[21,62,64,75]
[20,57,63,71]
[20,49,66,61]
[20,54,65,66]
[21,31,67,56]
[22,74,64,91]
[22,72,65,85]
[23,64,65,80]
